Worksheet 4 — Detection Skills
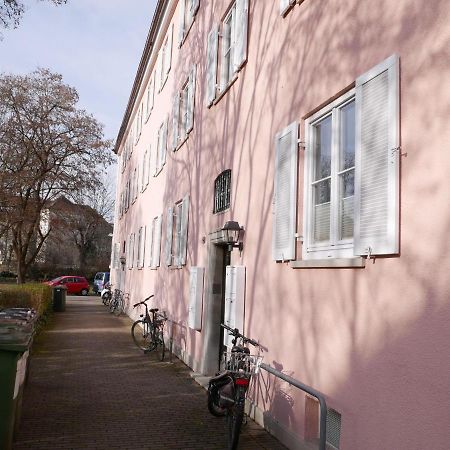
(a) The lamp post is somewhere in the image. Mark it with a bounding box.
[221,221,244,252]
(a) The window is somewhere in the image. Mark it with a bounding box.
[127,233,135,269]
[136,226,146,269]
[145,75,155,121]
[206,0,248,106]
[165,196,190,267]
[148,215,162,269]
[172,65,197,150]
[155,118,168,174]
[214,170,231,213]
[178,0,200,45]
[272,55,400,262]
[141,150,148,192]
[304,92,355,258]
[135,104,143,144]
[160,25,173,90]
[132,167,138,203]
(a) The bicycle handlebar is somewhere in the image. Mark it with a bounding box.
[133,294,154,308]
[220,323,260,347]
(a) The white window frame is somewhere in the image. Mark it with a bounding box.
[160,25,173,90]
[303,89,356,260]
[220,2,237,91]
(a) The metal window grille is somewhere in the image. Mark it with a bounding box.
[214,170,231,213]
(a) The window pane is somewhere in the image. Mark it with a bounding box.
[314,116,332,180]
[313,179,331,242]
[340,100,355,170]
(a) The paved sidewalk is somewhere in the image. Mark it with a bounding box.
[13,296,287,450]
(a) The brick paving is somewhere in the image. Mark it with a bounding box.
[13,296,287,450]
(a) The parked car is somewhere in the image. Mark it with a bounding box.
[45,276,90,296]
[93,272,110,295]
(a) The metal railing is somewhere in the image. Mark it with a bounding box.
[260,363,327,450]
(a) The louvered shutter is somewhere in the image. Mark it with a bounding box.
[165,25,173,77]
[186,65,196,134]
[172,93,180,151]
[163,118,168,164]
[354,54,399,256]
[153,215,162,267]
[178,0,185,46]
[223,266,246,349]
[188,266,204,330]
[272,122,298,261]
[180,195,190,265]
[165,207,173,266]
[234,0,249,71]
[206,25,218,106]
[220,21,231,91]
[147,221,154,267]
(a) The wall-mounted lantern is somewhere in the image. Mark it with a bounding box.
[221,221,244,252]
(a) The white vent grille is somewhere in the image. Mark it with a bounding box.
[326,409,341,449]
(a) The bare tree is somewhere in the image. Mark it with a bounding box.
[0,0,67,31]
[0,68,113,282]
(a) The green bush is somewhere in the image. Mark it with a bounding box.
[0,283,53,318]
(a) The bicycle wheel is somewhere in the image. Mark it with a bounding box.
[227,399,244,450]
[155,328,165,361]
[113,296,124,316]
[131,320,152,352]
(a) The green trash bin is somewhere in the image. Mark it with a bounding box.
[53,286,67,312]
[0,310,34,450]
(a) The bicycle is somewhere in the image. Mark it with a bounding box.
[101,282,112,305]
[109,289,125,316]
[131,294,167,361]
[207,324,263,450]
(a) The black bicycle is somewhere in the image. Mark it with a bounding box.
[131,295,167,361]
[207,324,263,450]
[109,289,125,316]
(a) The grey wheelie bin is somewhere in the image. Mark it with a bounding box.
[52,286,67,312]
[0,308,36,450]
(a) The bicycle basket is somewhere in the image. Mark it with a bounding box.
[221,351,263,376]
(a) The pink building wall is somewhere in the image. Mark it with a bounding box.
[112,1,450,449]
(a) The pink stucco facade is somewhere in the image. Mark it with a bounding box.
[112,1,450,449]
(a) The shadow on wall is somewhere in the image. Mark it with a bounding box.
[151,0,450,448]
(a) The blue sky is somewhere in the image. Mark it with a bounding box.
[0,0,157,142]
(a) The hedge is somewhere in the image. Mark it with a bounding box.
[0,283,53,319]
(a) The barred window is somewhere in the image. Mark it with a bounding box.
[214,170,231,213]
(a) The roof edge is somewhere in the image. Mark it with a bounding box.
[114,0,168,154]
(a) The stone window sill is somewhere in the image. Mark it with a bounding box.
[290,257,366,269]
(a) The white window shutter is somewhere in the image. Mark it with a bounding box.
[147,221,154,267]
[165,25,173,77]
[162,118,168,165]
[188,266,204,330]
[186,65,196,134]
[165,207,173,266]
[272,121,298,261]
[223,266,246,349]
[154,216,162,267]
[172,93,180,150]
[178,0,186,46]
[206,25,218,106]
[180,195,190,265]
[354,54,399,256]
[220,22,231,91]
[234,0,249,71]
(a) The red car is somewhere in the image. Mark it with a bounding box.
[45,276,90,296]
